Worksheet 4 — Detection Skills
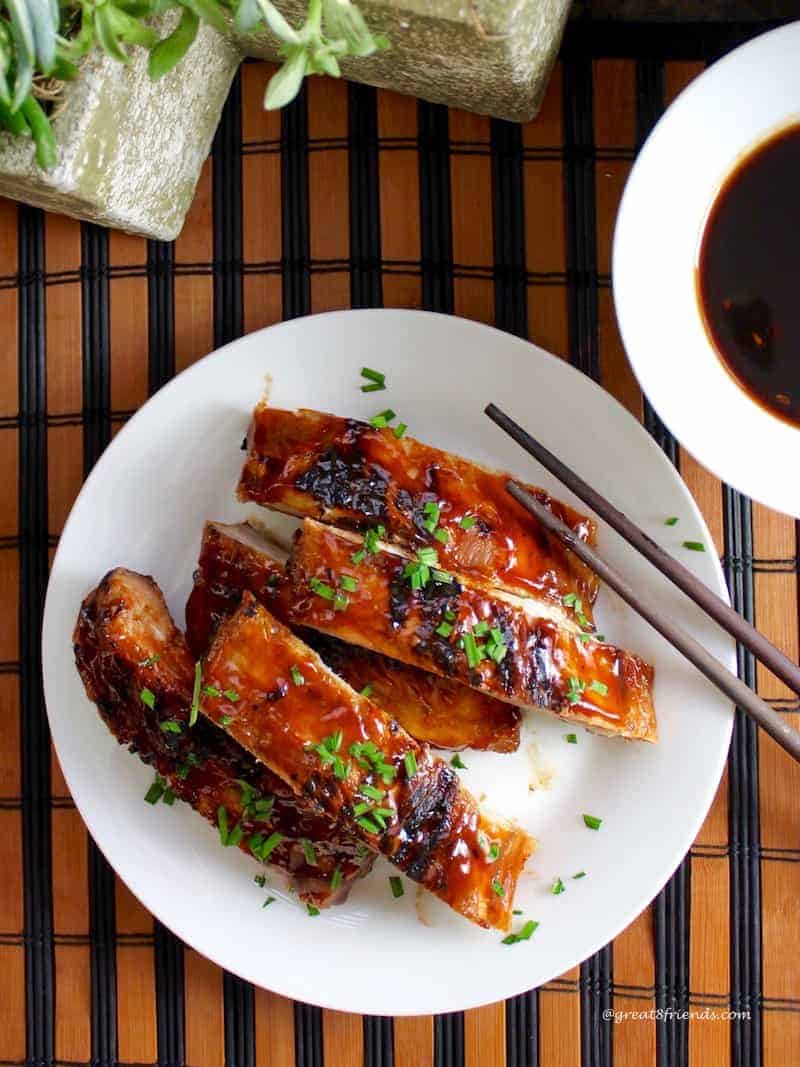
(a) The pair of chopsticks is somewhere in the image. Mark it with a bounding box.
[485,403,800,763]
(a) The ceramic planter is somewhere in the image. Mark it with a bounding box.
[0,0,571,239]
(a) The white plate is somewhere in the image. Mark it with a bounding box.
[42,310,734,1015]
[613,21,800,518]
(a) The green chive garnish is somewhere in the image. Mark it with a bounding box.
[351,549,366,565]
[565,733,578,744]
[551,877,565,895]
[290,665,304,686]
[404,750,417,778]
[306,904,320,917]
[220,714,233,726]
[139,654,160,667]
[583,813,602,830]
[369,409,396,429]
[339,574,358,592]
[310,577,336,600]
[394,423,407,438]
[566,677,585,704]
[361,784,384,801]
[144,777,165,805]
[333,594,349,612]
[190,661,202,724]
[160,720,181,734]
[361,366,385,386]
[491,879,505,897]
[451,753,467,770]
[140,687,156,710]
[434,528,449,544]
[573,871,586,879]
[223,689,239,702]
[331,866,343,891]
[254,874,266,888]
[201,684,221,698]
[665,516,679,526]
[162,788,176,806]
[435,621,453,638]
[301,838,317,866]
[462,633,481,670]
[459,515,476,530]
[262,896,276,908]
[360,684,373,697]
[588,680,608,696]
[473,620,490,637]
[683,540,705,552]
[389,876,404,899]
[502,920,538,946]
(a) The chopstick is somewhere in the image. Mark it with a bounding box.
[486,402,800,697]
[504,481,800,762]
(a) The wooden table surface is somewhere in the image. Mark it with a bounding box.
[2,19,798,1067]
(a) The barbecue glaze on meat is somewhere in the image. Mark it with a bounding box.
[200,594,535,930]
[186,521,521,752]
[237,406,599,623]
[74,568,372,906]
[285,520,657,742]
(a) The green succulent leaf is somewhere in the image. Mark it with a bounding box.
[103,3,159,48]
[20,92,56,168]
[93,3,130,61]
[148,5,199,79]
[232,0,260,34]
[26,0,57,73]
[322,0,384,57]
[179,0,229,36]
[263,44,306,109]
[254,0,299,44]
[308,45,338,76]
[0,97,30,134]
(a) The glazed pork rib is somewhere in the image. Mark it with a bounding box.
[285,520,658,742]
[237,405,599,624]
[74,568,372,907]
[186,520,521,753]
[200,593,535,930]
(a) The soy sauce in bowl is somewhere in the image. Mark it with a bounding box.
[697,123,800,428]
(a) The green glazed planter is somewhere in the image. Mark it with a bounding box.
[0,0,571,239]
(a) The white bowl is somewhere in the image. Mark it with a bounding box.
[613,21,800,517]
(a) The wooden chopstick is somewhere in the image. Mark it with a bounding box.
[504,481,800,762]
[486,401,800,697]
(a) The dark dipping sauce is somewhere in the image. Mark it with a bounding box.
[697,123,800,428]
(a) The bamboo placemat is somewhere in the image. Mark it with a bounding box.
[3,18,798,1067]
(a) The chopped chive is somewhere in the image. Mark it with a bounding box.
[487,640,507,664]
[310,577,336,600]
[217,806,229,846]
[140,687,156,710]
[444,609,456,622]
[360,366,385,385]
[583,813,602,830]
[551,877,565,895]
[417,546,438,565]
[306,904,320,917]
[160,720,181,734]
[664,516,679,526]
[435,621,453,638]
[361,382,385,393]
[144,778,165,805]
[351,549,366,565]
[432,568,453,584]
[491,879,505,898]
[404,750,418,778]
[357,814,380,834]
[394,423,407,438]
[360,683,373,697]
[451,753,467,770]
[139,654,160,667]
[373,806,395,819]
[565,733,578,744]
[262,895,276,908]
[502,920,538,945]
[201,684,221,698]
[423,500,440,521]
[434,528,449,544]
[162,788,176,806]
[290,665,305,687]
[301,838,317,866]
[588,680,608,696]
[682,540,705,552]
[562,592,578,608]
[353,801,371,817]
[389,876,404,899]
[566,676,586,704]
[361,784,384,801]
[339,574,358,592]
[512,909,523,915]
[220,714,233,726]
[459,515,476,530]
[333,594,349,612]
[488,842,501,862]
[223,689,239,702]
[369,409,396,428]
[363,526,385,555]
[462,632,481,670]
[254,873,266,888]
[573,871,586,880]
[190,661,202,724]
[473,620,490,637]
[331,866,343,891]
